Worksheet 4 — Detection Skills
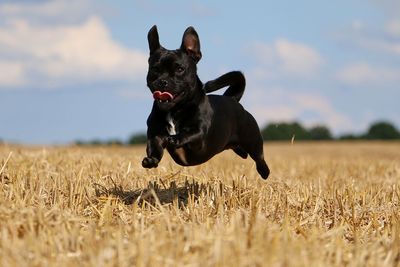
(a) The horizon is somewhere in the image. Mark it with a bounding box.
[2,119,397,146]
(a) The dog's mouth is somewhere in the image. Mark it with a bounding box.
[153,91,174,103]
[153,90,184,104]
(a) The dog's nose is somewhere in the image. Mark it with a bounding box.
[158,79,168,88]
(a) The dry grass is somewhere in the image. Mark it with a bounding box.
[0,142,399,267]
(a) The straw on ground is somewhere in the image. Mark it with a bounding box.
[0,142,399,266]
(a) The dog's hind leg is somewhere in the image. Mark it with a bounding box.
[238,114,270,179]
[233,146,248,159]
[244,140,270,179]
[203,71,245,102]
[254,155,270,179]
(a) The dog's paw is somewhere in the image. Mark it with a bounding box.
[142,157,159,168]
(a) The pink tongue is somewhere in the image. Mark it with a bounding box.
[153,91,174,101]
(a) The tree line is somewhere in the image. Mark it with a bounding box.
[261,121,400,141]
[73,120,400,146]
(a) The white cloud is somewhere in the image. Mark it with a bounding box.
[0,16,147,88]
[245,40,349,132]
[275,39,323,75]
[246,88,351,133]
[134,1,216,18]
[250,39,323,78]
[337,18,400,56]
[337,62,400,86]
[386,19,400,37]
[0,0,103,23]
[351,20,365,31]
[369,0,400,17]
[358,38,400,56]
[291,94,351,129]
[0,61,26,86]
[252,105,298,122]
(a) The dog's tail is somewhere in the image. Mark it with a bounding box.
[203,71,245,102]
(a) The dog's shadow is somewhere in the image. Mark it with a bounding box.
[94,179,207,207]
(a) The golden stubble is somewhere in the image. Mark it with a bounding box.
[0,142,399,267]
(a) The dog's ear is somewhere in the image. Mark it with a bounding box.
[180,26,202,63]
[148,25,160,55]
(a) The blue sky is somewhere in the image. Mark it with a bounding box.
[0,0,399,144]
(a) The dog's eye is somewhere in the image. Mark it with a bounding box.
[176,66,185,73]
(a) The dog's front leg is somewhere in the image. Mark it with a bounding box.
[142,136,165,168]
[166,129,204,148]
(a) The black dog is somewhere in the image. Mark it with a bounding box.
[142,25,270,179]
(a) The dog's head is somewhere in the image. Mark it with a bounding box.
[146,25,202,111]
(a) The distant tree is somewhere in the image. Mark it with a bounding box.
[128,132,147,145]
[88,139,103,145]
[74,139,105,146]
[75,138,124,146]
[74,140,85,145]
[261,122,310,141]
[308,125,332,140]
[364,121,400,140]
[106,139,123,146]
[339,134,359,140]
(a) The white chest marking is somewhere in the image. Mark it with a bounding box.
[166,113,177,136]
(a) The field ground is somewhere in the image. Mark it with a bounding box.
[0,142,399,266]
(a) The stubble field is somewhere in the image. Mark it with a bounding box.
[0,142,399,267]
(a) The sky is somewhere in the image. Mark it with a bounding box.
[0,0,399,144]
